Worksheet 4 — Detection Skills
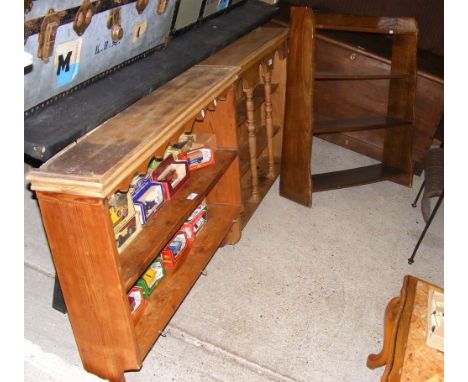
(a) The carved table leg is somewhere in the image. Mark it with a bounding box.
[107,372,126,382]
[262,65,275,180]
[243,84,260,203]
[367,297,401,369]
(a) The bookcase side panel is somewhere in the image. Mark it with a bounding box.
[36,192,141,379]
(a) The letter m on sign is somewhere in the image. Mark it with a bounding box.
[57,51,72,75]
[55,39,82,87]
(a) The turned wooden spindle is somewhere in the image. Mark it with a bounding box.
[262,65,275,179]
[243,84,260,203]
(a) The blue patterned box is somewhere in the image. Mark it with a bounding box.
[131,176,165,224]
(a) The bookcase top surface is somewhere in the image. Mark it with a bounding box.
[27,66,239,197]
[199,26,288,70]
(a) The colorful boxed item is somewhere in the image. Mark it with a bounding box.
[131,176,165,225]
[108,192,132,227]
[135,256,166,298]
[161,231,190,268]
[114,214,141,252]
[179,147,215,171]
[182,200,208,241]
[109,191,141,253]
[147,157,163,173]
[163,140,191,160]
[128,286,146,319]
[151,156,190,200]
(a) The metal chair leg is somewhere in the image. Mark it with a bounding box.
[411,181,425,208]
[408,191,443,265]
[52,274,67,314]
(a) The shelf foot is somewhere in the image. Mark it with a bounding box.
[107,372,126,382]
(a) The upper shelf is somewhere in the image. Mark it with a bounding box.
[314,13,418,34]
[315,71,408,80]
[27,66,240,198]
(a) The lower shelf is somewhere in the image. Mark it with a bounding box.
[312,164,405,192]
[314,116,411,134]
[133,203,240,358]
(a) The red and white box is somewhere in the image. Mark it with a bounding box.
[182,201,208,242]
[161,231,190,268]
[150,156,189,200]
[179,147,215,171]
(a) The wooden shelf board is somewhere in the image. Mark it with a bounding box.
[312,164,404,192]
[134,203,240,358]
[314,116,411,134]
[315,71,408,80]
[120,150,237,291]
[239,124,281,176]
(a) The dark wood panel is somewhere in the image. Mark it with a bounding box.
[279,6,315,207]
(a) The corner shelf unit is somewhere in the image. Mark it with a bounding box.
[27,66,243,382]
[279,7,417,206]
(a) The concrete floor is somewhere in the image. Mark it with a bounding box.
[24,138,444,382]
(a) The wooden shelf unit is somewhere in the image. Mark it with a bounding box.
[279,7,417,206]
[27,66,243,382]
[199,26,288,228]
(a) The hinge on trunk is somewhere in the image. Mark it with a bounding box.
[107,8,124,42]
[37,8,67,63]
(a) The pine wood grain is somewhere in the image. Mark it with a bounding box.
[27,66,239,197]
[36,192,141,380]
[198,27,288,70]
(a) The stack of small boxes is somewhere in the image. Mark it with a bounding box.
[161,199,208,268]
[116,132,215,319]
[127,200,208,320]
[109,132,216,254]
